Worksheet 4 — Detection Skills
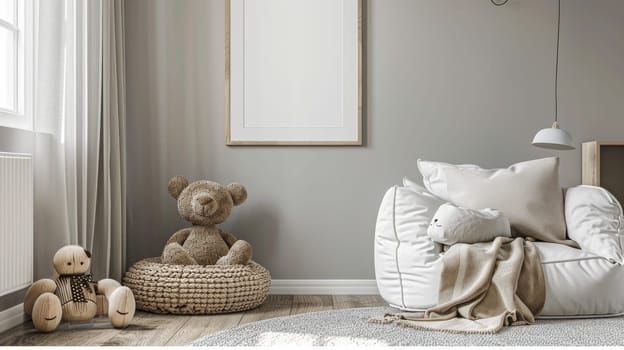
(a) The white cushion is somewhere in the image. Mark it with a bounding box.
[416,162,480,202]
[402,176,427,193]
[565,185,624,264]
[417,157,569,244]
[374,185,444,310]
[427,203,511,245]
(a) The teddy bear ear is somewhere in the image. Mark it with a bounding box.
[83,249,91,258]
[226,183,247,206]
[168,176,189,199]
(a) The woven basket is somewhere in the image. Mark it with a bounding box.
[123,257,271,315]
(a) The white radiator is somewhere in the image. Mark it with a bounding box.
[0,152,33,297]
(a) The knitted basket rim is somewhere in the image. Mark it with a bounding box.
[133,256,266,271]
[123,256,271,315]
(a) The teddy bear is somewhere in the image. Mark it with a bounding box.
[161,176,252,266]
[23,245,136,332]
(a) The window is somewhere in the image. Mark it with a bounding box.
[0,0,32,129]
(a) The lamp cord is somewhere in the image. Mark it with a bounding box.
[554,0,561,123]
[491,0,561,124]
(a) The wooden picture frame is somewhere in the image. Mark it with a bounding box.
[582,140,624,203]
[225,0,362,146]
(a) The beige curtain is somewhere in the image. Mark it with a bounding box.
[94,0,127,281]
[33,0,127,281]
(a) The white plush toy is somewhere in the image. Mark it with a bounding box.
[427,203,511,245]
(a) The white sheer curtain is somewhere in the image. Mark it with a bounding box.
[32,0,126,281]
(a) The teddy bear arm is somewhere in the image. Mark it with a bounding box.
[166,227,192,245]
[24,278,57,315]
[219,229,238,248]
[216,240,252,265]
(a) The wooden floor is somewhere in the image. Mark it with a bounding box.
[0,295,386,346]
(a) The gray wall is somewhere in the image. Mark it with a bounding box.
[124,0,624,279]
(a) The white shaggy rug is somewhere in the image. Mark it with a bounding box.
[192,307,624,346]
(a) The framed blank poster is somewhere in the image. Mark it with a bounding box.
[226,0,362,145]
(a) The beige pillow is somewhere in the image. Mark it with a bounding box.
[418,157,573,245]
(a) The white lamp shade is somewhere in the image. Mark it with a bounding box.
[532,122,574,150]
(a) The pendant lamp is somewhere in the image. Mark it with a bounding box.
[532,0,574,150]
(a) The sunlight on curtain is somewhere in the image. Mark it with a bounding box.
[32,0,126,281]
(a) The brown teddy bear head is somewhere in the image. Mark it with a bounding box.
[53,245,92,276]
[168,176,247,226]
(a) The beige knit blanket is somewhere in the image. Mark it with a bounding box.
[375,237,545,334]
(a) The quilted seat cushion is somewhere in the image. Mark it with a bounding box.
[565,185,624,264]
[374,183,624,317]
[536,242,624,317]
[374,185,443,310]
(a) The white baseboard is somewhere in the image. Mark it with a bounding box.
[269,280,379,295]
[0,304,25,333]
